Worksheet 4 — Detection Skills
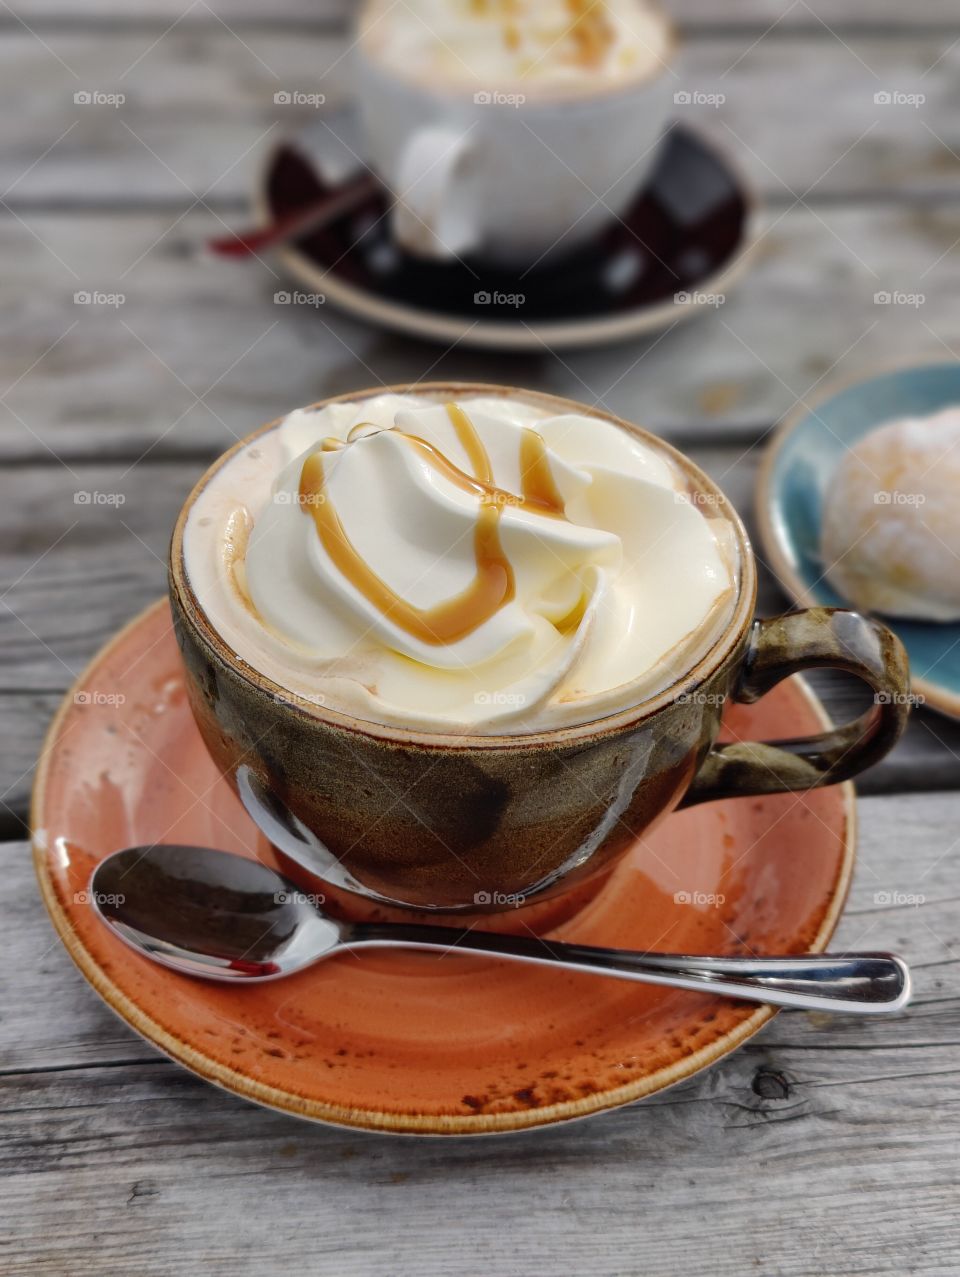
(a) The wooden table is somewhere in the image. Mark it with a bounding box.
[3,3,959,1273]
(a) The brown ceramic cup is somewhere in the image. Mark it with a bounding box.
[169,383,911,913]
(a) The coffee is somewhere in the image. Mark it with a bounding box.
[171,385,908,912]
[183,389,738,734]
[353,0,675,265]
[359,0,671,97]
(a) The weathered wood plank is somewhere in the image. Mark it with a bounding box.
[3,201,960,467]
[2,788,959,1275]
[8,0,959,30]
[3,8,958,1273]
[2,449,959,830]
[1,31,958,207]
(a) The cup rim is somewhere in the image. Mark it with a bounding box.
[353,0,679,105]
[169,382,757,751]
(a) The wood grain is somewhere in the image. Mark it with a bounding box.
[1,30,958,208]
[3,6,960,1271]
[4,201,960,467]
[3,788,959,1276]
[8,0,959,30]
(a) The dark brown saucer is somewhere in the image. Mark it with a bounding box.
[258,125,756,350]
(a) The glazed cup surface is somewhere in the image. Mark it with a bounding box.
[169,383,910,913]
[352,6,676,267]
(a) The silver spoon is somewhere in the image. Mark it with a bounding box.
[89,845,912,1015]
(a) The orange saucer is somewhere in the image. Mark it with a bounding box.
[31,601,854,1135]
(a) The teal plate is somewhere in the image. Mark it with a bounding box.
[756,357,960,720]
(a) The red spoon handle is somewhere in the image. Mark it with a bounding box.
[209,173,379,258]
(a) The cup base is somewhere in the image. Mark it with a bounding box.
[266,845,618,937]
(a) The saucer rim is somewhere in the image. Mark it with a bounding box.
[254,124,760,352]
[755,352,960,721]
[31,599,856,1136]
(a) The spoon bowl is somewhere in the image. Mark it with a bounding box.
[93,845,343,980]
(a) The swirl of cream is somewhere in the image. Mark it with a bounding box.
[359,0,670,91]
[184,394,737,732]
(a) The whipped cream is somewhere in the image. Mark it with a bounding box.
[183,392,738,734]
[359,0,670,94]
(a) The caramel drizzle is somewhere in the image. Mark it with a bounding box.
[447,400,493,483]
[296,403,567,646]
[519,427,566,515]
[566,0,615,68]
[467,0,614,68]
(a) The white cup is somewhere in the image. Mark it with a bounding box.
[353,3,676,269]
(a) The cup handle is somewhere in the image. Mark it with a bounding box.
[392,126,481,260]
[680,608,911,807]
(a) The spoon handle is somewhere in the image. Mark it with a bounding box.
[208,173,378,258]
[349,925,911,1014]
